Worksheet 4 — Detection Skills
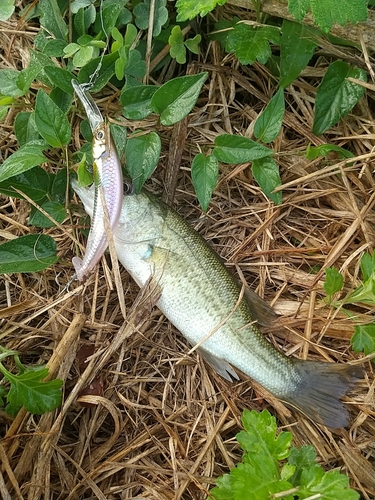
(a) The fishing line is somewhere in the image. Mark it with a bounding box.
[84,0,110,90]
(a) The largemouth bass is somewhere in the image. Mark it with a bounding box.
[72,180,362,427]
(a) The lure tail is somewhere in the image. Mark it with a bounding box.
[283,361,363,428]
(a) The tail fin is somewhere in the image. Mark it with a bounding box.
[284,361,363,428]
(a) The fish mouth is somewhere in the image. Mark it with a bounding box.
[72,80,103,132]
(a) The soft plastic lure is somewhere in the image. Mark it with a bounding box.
[71,80,123,281]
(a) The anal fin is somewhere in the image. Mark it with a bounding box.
[197,346,239,381]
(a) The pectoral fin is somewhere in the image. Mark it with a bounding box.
[197,347,239,381]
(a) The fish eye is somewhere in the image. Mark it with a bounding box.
[96,130,105,140]
[123,181,134,195]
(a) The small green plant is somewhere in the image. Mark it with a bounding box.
[0,345,63,416]
[210,409,359,499]
[323,252,375,361]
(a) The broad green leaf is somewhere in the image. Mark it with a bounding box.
[0,234,58,273]
[351,324,375,357]
[213,134,273,163]
[125,49,146,80]
[254,88,285,143]
[73,45,95,67]
[78,51,118,92]
[110,123,127,160]
[0,166,50,201]
[76,154,93,186]
[42,39,67,57]
[50,87,73,113]
[16,49,55,95]
[311,0,367,34]
[184,34,201,55]
[29,201,66,228]
[44,66,74,95]
[176,0,226,21]
[280,20,319,88]
[306,143,354,160]
[360,252,374,282]
[323,267,344,299]
[35,89,72,148]
[134,0,168,36]
[5,366,63,415]
[288,0,367,33]
[0,69,23,97]
[169,25,186,64]
[151,72,207,126]
[125,132,161,193]
[101,0,128,34]
[0,0,15,21]
[313,61,367,135]
[252,157,282,204]
[39,0,68,40]
[51,168,69,203]
[298,467,359,499]
[14,112,40,146]
[0,145,46,182]
[225,23,280,65]
[121,85,158,120]
[74,6,86,37]
[191,153,219,212]
[71,0,93,14]
[345,276,375,305]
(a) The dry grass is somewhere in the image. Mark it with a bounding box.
[1,3,375,499]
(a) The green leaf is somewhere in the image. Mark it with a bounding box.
[191,153,219,212]
[0,145,47,182]
[0,0,15,21]
[169,25,187,64]
[225,23,280,65]
[44,67,74,95]
[42,39,68,57]
[14,112,41,146]
[176,0,226,21]
[351,324,375,357]
[213,134,273,163]
[252,156,282,204]
[71,0,93,14]
[0,166,50,201]
[313,61,367,135]
[280,20,319,88]
[184,34,201,55]
[0,69,23,97]
[29,201,67,228]
[125,132,161,193]
[344,275,375,305]
[102,0,128,35]
[288,0,368,33]
[151,72,207,126]
[306,143,354,160]
[4,366,63,415]
[16,49,55,95]
[134,0,168,37]
[125,49,146,80]
[254,88,285,143]
[360,252,374,282]
[51,168,69,203]
[0,234,58,273]
[298,466,359,499]
[121,85,158,120]
[323,267,344,299]
[76,154,93,186]
[39,0,68,40]
[35,89,72,148]
[50,87,73,114]
[110,123,127,160]
[73,45,95,67]
[78,51,118,92]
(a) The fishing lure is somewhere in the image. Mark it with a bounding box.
[71,80,123,281]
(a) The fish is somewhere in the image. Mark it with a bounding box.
[71,180,363,427]
[71,80,123,281]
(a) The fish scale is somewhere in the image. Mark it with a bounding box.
[72,180,363,428]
